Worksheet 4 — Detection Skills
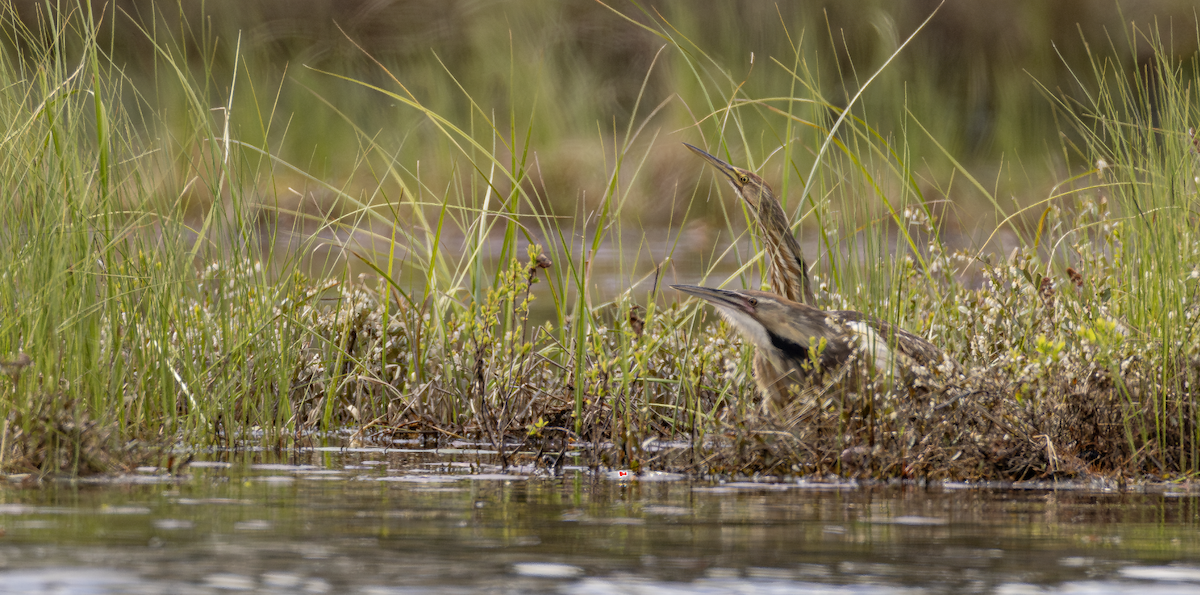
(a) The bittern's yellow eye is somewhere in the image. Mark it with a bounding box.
[748,297,758,306]
[738,175,749,184]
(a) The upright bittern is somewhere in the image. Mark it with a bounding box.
[683,143,960,408]
[684,143,815,305]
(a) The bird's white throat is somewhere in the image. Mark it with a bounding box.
[713,306,774,352]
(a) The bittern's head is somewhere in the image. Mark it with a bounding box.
[671,284,801,354]
[684,143,774,213]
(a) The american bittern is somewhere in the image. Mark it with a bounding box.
[673,284,953,409]
[684,143,815,305]
[672,285,849,403]
[683,144,960,407]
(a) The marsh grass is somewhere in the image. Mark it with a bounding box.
[1,2,1198,480]
[0,2,318,472]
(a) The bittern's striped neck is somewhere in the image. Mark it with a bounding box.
[760,220,814,305]
[753,187,815,305]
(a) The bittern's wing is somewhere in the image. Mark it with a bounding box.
[828,310,961,376]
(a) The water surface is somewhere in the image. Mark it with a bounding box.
[1,448,1198,594]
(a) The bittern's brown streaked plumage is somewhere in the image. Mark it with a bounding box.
[685,143,815,305]
[673,284,953,409]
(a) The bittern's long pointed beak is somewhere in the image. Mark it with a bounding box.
[671,284,753,315]
[683,143,742,185]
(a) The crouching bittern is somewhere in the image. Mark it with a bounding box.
[682,143,960,408]
[673,284,953,409]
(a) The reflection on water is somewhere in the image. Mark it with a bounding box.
[1,448,1199,594]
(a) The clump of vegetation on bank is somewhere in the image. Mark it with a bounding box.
[1,3,1198,481]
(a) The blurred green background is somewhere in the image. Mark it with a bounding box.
[5,0,1198,229]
